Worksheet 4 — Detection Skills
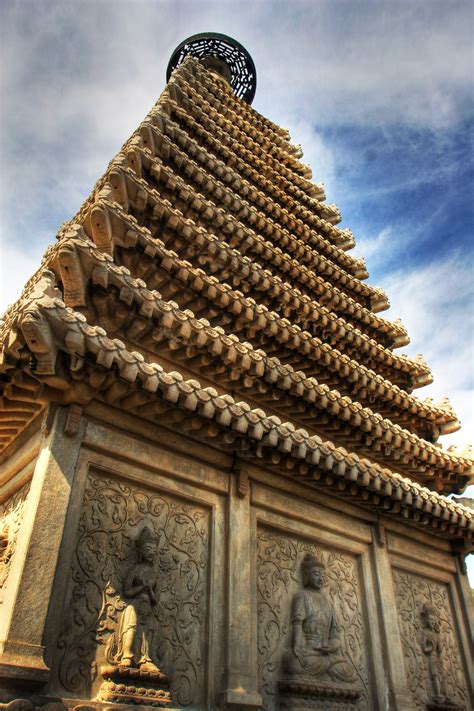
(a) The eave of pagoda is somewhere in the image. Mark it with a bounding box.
[85,191,415,376]
[49,243,460,468]
[176,58,313,177]
[139,113,367,280]
[0,388,44,452]
[138,121,374,303]
[6,236,457,481]
[1,274,472,539]
[169,70,332,210]
[106,152,406,349]
[75,193,430,393]
[49,223,435,421]
[177,60,337,218]
[179,58,291,141]
[160,85,363,257]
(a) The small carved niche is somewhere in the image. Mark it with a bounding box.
[55,472,210,707]
[256,526,370,711]
[0,481,31,603]
[393,569,468,710]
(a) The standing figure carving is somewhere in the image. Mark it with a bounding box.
[393,569,468,710]
[282,553,356,685]
[97,525,171,706]
[420,604,450,704]
[115,525,162,673]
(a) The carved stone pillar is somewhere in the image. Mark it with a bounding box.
[453,550,474,684]
[0,405,84,687]
[219,464,262,710]
[371,523,413,711]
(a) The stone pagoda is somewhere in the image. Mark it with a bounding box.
[0,33,472,711]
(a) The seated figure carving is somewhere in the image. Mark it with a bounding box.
[114,525,162,673]
[282,553,356,684]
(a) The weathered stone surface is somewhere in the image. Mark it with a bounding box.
[393,569,469,710]
[0,482,31,605]
[54,472,210,707]
[0,39,472,711]
[256,527,370,710]
[0,701,34,711]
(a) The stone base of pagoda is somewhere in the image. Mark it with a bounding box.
[278,676,361,709]
[219,688,263,710]
[426,697,462,711]
[97,665,171,707]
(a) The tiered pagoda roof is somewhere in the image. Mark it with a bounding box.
[1,54,472,547]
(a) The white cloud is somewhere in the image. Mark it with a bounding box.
[352,226,393,265]
[253,1,473,130]
[383,257,474,448]
[0,3,472,463]
[0,239,49,313]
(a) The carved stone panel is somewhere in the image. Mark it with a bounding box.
[55,472,210,707]
[393,568,469,710]
[0,481,31,604]
[257,526,370,710]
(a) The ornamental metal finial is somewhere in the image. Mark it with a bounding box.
[167,32,257,104]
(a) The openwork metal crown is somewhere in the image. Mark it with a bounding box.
[167,32,257,105]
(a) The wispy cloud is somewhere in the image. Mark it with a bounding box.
[255,1,473,129]
[0,3,472,467]
[0,239,49,313]
[383,256,474,447]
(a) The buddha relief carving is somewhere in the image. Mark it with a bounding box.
[258,528,369,709]
[98,525,170,705]
[282,553,357,686]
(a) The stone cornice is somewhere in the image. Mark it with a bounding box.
[1,243,464,486]
[0,273,472,544]
[77,197,432,389]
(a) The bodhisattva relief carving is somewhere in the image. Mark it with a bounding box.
[55,473,209,707]
[110,525,162,673]
[98,525,171,706]
[420,604,451,706]
[0,481,31,603]
[393,569,468,710]
[257,528,369,710]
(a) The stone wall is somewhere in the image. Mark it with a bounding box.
[0,481,31,607]
[0,404,472,710]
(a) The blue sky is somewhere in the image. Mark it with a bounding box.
[1,1,473,576]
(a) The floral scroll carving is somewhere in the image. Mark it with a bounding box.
[0,481,30,603]
[256,527,370,710]
[56,472,209,707]
[393,569,468,710]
